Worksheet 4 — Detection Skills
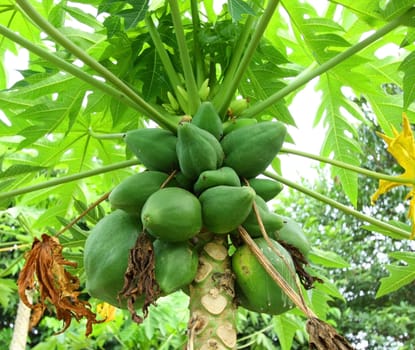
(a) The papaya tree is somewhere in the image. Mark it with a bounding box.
[0,0,415,349]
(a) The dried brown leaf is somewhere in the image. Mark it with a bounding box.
[17,234,102,336]
[307,318,355,350]
[118,232,160,323]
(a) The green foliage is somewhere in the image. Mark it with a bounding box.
[376,251,415,297]
[0,0,415,348]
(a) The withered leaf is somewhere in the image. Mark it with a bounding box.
[17,234,102,336]
[118,232,160,323]
[307,317,355,350]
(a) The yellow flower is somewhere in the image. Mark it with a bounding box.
[96,302,117,322]
[371,113,415,239]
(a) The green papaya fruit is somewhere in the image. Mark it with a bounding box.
[222,117,257,135]
[125,128,179,172]
[141,187,202,242]
[153,240,198,294]
[192,101,223,140]
[228,98,249,117]
[84,210,144,308]
[199,185,256,234]
[173,171,194,191]
[242,196,284,237]
[193,166,241,195]
[271,216,311,257]
[109,171,172,215]
[248,178,283,202]
[221,121,287,178]
[176,122,223,180]
[232,238,296,315]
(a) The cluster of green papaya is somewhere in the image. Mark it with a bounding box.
[84,101,310,315]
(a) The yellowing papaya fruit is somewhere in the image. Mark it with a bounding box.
[108,171,172,215]
[84,210,143,308]
[141,187,202,242]
[221,121,287,178]
[222,117,257,135]
[247,178,283,202]
[193,166,241,195]
[153,240,198,294]
[232,238,296,315]
[125,128,179,172]
[271,216,311,257]
[176,122,224,180]
[199,185,256,234]
[242,195,284,237]
[191,101,223,140]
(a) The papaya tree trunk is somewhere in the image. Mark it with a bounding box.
[9,291,32,350]
[187,235,237,350]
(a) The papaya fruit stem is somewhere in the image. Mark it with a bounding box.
[264,171,411,240]
[215,0,281,117]
[145,15,189,112]
[160,170,178,188]
[212,15,256,116]
[281,147,415,185]
[190,0,205,87]
[56,191,111,237]
[0,159,140,201]
[168,0,200,115]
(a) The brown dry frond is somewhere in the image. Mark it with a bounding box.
[118,232,160,323]
[17,234,102,336]
[307,318,355,350]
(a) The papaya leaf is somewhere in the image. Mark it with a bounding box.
[0,164,46,180]
[376,251,415,298]
[228,0,256,22]
[308,247,350,268]
[273,313,303,350]
[0,278,17,309]
[399,50,415,110]
[317,75,362,206]
[382,0,415,21]
[362,221,411,240]
[62,4,103,30]
[400,28,415,47]
[328,0,383,22]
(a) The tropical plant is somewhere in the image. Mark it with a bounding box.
[1,1,415,349]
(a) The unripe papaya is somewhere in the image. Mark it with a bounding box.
[109,171,172,215]
[173,171,194,191]
[222,118,257,135]
[141,187,202,242]
[228,98,249,117]
[84,210,144,308]
[242,196,284,237]
[176,122,224,180]
[221,121,287,178]
[153,240,198,294]
[232,238,295,315]
[125,128,179,172]
[193,167,241,195]
[247,178,283,202]
[192,101,223,140]
[271,216,311,257]
[199,185,256,234]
